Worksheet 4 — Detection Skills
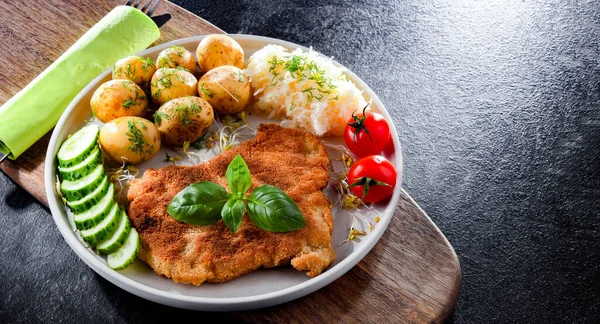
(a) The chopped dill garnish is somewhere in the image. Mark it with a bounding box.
[121,90,145,109]
[126,119,154,161]
[140,56,155,71]
[268,56,284,72]
[267,53,338,101]
[158,73,173,88]
[112,65,122,77]
[158,51,189,68]
[199,82,214,98]
[153,111,169,125]
[152,87,162,98]
[270,71,281,87]
[284,55,305,78]
[189,101,201,112]
[176,105,192,125]
[174,73,185,83]
[158,55,174,68]
[172,101,201,126]
[124,64,136,81]
[171,46,185,57]
[120,80,128,89]
[152,70,179,98]
[121,98,135,109]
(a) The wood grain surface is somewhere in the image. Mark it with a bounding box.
[0,1,460,322]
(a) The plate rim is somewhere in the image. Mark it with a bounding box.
[44,34,403,310]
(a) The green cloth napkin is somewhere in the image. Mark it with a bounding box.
[0,6,160,159]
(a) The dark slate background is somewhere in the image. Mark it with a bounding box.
[1,0,599,323]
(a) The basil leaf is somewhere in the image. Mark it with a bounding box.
[246,185,305,232]
[221,198,246,232]
[226,154,252,198]
[167,181,229,225]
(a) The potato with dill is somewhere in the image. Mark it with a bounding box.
[156,46,196,72]
[153,96,214,145]
[112,55,156,87]
[151,67,198,106]
[90,79,147,123]
[196,34,244,73]
[99,116,161,164]
[198,66,250,115]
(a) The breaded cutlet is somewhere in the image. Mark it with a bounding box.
[127,124,335,285]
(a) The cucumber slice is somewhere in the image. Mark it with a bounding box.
[60,164,104,201]
[107,228,140,270]
[57,124,99,168]
[66,176,109,214]
[58,147,101,181]
[73,184,114,230]
[80,202,120,245]
[96,210,132,255]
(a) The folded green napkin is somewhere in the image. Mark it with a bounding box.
[0,6,160,159]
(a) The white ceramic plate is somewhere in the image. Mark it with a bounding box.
[45,35,403,311]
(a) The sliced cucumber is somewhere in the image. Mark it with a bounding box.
[66,176,109,214]
[73,184,114,230]
[96,210,132,255]
[80,202,120,245]
[107,228,140,270]
[60,164,104,201]
[58,147,101,181]
[57,124,100,168]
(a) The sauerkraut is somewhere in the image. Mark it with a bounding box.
[245,45,368,136]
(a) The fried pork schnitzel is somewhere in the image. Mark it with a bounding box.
[127,124,335,285]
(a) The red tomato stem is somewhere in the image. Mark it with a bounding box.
[348,104,373,146]
[348,176,392,200]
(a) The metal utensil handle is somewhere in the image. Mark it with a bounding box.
[0,151,7,164]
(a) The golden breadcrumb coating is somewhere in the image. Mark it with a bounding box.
[127,124,335,285]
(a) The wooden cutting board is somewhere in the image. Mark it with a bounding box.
[0,1,460,322]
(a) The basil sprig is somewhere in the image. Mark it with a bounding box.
[167,155,305,232]
[166,181,229,225]
[246,185,307,232]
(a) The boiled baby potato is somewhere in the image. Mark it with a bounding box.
[196,34,244,73]
[112,55,156,87]
[99,116,161,164]
[198,65,250,115]
[156,46,196,72]
[91,79,147,123]
[150,67,198,106]
[154,96,214,145]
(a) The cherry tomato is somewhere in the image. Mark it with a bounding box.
[347,155,397,203]
[344,104,391,157]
